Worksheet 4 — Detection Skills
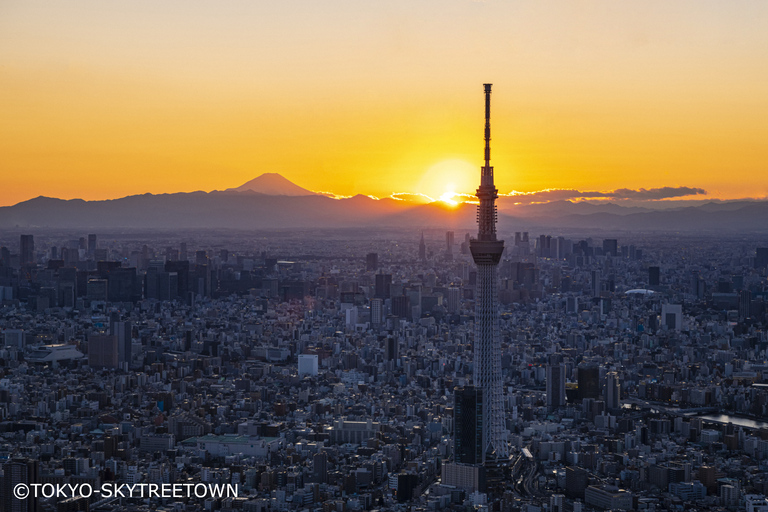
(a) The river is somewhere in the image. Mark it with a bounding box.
[698,414,768,430]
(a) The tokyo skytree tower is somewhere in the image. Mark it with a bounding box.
[469,83,508,461]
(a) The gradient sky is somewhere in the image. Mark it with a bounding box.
[2,0,768,207]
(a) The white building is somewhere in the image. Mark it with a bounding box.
[298,354,319,376]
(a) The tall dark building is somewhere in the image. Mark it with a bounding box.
[546,364,566,411]
[375,273,392,299]
[19,235,34,266]
[392,295,409,318]
[454,385,484,465]
[111,320,132,367]
[603,239,618,257]
[312,452,328,484]
[419,233,426,261]
[756,248,768,269]
[88,334,119,369]
[649,266,660,286]
[87,234,97,257]
[2,458,39,512]
[385,336,398,361]
[366,252,378,272]
[578,364,600,401]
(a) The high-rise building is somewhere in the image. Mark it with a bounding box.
[446,231,455,254]
[606,371,621,410]
[385,336,398,361]
[370,298,383,326]
[312,452,328,484]
[578,364,600,401]
[602,239,618,257]
[419,233,426,261]
[2,458,39,512]
[87,234,97,257]
[546,364,566,411]
[447,287,461,314]
[19,235,34,267]
[468,84,507,462]
[649,266,661,286]
[550,494,565,512]
[454,385,484,465]
[366,252,378,272]
[88,334,119,369]
[756,247,768,269]
[111,320,132,367]
[375,273,392,299]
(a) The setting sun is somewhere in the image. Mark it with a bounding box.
[416,160,477,203]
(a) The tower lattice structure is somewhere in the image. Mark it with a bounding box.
[469,83,508,462]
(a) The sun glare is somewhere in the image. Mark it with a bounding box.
[417,159,476,202]
[440,191,459,207]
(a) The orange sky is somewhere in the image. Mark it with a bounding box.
[2,1,768,207]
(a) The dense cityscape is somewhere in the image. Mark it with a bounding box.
[1,225,767,512]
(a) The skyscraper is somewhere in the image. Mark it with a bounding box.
[19,235,34,267]
[419,232,426,261]
[88,334,119,369]
[454,385,484,465]
[469,84,507,462]
[547,364,566,411]
[2,458,39,512]
[606,371,621,410]
[366,252,378,272]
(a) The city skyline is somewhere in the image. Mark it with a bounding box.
[3,1,768,207]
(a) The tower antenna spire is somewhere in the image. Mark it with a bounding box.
[484,83,492,171]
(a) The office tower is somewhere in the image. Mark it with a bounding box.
[649,266,660,286]
[468,84,507,461]
[19,235,34,266]
[87,234,97,258]
[606,371,620,410]
[3,330,24,349]
[446,231,454,254]
[602,239,618,257]
[366,252,378,272]
[312,452,328,484]
[590,270,601,297]
[739,290,752,320]
[392,295,409,318]
[112,320,132,367]
[578,363,600,400]
[454,385,484,465]
[385,336,398,361]
[419,233,426,261]
[180,242,188,261]
[375,273,392,299]
[88,334,119,369]
[756,247,768,269]
[370,298,383,326]
[546,364,566,411]
[661,303,682,330]
[298,354,319,376]
[447,287,461,314]
[2,458,39,512]
[550,494,565,512]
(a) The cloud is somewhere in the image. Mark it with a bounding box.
[390,192,436,203]
[313,190,354,200]
[500,186,707,204]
